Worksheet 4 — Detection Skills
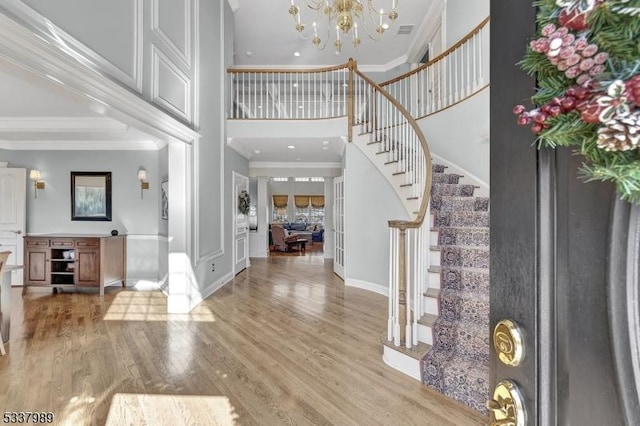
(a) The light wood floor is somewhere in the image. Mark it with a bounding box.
[0,255,486,426]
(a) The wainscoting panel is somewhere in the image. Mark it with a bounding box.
[151,46,192,121]
[152,0,191,68]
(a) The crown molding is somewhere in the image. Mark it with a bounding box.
[358,55,409,74]
[0,139,163,150]
[0,117,128,132]
[0,11,198,144]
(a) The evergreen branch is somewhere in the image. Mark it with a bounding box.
[537,113,596,148]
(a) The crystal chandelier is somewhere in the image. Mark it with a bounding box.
[288,0,399,53]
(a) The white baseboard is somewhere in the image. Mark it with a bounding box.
[344,278,388,297]
[382,345,421,381]
[190,271,234,308]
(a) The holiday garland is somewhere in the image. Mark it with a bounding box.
[514,0,640,203]
[238,189,250,215]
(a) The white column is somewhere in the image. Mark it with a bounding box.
[323,177,334,259]
[256,176,269,257]
[167,140,195,314]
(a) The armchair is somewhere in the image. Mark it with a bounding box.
[271,225,298,252]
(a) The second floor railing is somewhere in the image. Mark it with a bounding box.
[380,17,490,119]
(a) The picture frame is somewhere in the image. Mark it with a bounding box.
[71,171,112,221]
[161,180,168,220]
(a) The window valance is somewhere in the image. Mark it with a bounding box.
[310,196,325,208]
[294,195,310,208]
[272,195,288,208]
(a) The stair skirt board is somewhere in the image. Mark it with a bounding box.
[344,278,389,297]
[382,345,422,381]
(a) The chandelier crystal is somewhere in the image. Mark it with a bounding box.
[289,0,399,54]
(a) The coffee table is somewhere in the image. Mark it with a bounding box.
[286,238,307,255]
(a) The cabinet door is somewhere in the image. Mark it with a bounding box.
[24,248,50,285]
[75,248,100,286]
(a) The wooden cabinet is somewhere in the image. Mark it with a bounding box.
[24,235,126,296]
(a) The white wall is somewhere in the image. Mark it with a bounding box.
[3,0,196,123]
[344,143,409,291]
[0,149,162,282]
[445,0,490,48]
[418,87,489,186]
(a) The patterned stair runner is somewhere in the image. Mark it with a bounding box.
[421,165,490,413]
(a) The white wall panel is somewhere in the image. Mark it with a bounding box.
[18,0,143,91]
[153,0,191,67]
[152,47,192,121]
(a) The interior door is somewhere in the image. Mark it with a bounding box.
[333,175,344,279]
[491,2,636,424]
[0,167,26,286]
[233,171,249,275]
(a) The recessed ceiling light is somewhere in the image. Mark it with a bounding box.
[322,140,329,145]
[294,51,301,57]
[254,150,261,154]
[245,51,253,56]
[288,145,295,149]
[293,83,299,88]
[322,146,329,150]
[257,105,262,109]
[298,105,304,109]
[296,158,301,161]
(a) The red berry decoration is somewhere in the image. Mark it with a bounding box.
[558,8,590,31]
[580,102,602,124]
[513,105,526,115]
[625,75,640,107]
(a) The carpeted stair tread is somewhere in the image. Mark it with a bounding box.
[437,267,490,294]
[434,211,490,228]
[433,164,448,173]
[429,318,489,362]
[439,246,489,269]
[439,290,490,324]
[433,227,490,248]
[431,183,477,197]
[440,360,490,414]
[431,174,462,184]
[431,195,490,212]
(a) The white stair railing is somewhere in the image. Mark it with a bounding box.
[352,64,432,349]
[380,17,490,119]
[227,63,351,120]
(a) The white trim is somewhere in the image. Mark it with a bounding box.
[126,234,162,241]
[0,140,162,150]
[249,162,343,169]
[227,0,240,13]
[152,0,192,68]
[429,152,490,195]
[0,13,198,144]
[345,278,388,297]
[151,45,193,122]
[358,55,408,74]
[0,117,127,131]
[189,271,234,307]
[232,56,409,74]
[1,0,143,92]
[382,345,422,381]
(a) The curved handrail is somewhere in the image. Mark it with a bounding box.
[380,16,490,87]
[352,63,433,229]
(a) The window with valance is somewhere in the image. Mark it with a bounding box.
[272,195,288,222]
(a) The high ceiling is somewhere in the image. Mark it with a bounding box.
[232,0,436,68]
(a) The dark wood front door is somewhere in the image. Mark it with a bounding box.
[490,1,640,424]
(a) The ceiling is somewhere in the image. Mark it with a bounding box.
[1,1,437,164]
[231,0,435,69]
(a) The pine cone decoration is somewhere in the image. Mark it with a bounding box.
[625,75,640,107]
[597,112,640,151]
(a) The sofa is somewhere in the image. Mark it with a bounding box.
[272,222,324,243]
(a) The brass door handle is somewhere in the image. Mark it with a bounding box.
[487,380,526,426]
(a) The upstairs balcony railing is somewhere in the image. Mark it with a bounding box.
[380,17,490,119]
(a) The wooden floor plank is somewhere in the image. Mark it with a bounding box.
[0,255,486,425]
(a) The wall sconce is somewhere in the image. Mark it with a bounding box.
[29,169,45,198]
[137,168,149,199]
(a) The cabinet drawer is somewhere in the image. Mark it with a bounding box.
[76,239,99,247]
[50,239,74,248]
[25,239,49,247]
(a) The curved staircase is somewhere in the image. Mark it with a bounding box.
[421,164,490,413]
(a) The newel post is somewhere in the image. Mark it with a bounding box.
[398,225,407,344]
